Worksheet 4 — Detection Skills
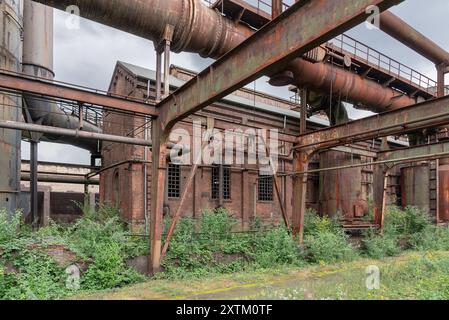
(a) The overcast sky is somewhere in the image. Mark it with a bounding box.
[21,0,449,165]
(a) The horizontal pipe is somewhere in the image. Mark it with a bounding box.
[21,172,99,185]
[288,58,417,112]
[32,0,415,114]
[277,150,449,177]
[380,11,449,66]
[0,120,152,147]
[33,0,253,59]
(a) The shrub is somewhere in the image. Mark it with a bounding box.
[385,206,431,236]
[362,229,401,259]
[0,209,22,244]
[410,225,449,251]
[303,211,357,264]
[0,206,148,299]
[81,241,144,291]
[249,226,301,268]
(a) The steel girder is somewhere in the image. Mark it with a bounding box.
[0,71,158,116]
[296,95,449,152]
[156,0,403,132]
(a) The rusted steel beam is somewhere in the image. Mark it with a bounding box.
[296,95,449,151]
[0,71,158,116]
[0,120,152,147]
[157,0,403,132]
[378,141,449,161]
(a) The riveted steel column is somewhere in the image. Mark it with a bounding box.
[292,151,309,243]
[148,120,168,274]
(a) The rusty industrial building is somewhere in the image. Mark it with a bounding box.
[1,0,449,274]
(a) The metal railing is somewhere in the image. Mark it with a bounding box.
[201,0,291,15]
[59,102,103,127]
[328,34,437,92]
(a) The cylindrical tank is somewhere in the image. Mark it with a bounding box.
[22,0,101,152]
[400,163,430,213]
[0,0,23,214]
[319,150,367,219]
[23,0,54,79]
[438,158,449,222]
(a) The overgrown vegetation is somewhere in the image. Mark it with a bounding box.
[160,209,302,278]
[0,206,146,300]
[361,206,449,259]
[2,203,449,300]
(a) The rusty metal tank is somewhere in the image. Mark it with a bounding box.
[0,0,23,214]
[400,163,430,213]
[438,158,449,222]
[319,150,367,219]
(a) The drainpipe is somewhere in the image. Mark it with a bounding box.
[23,0,101,153]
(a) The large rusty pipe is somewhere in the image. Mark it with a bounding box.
[288,58,417,112]
[33,0,253,59]
[33,0,414,113]
[380,11,449,66]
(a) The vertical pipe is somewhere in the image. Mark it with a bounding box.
[143,117,149,235]
[272,0,282,19]
[163,42,171,98]
[253,183,257,218]
[437,64,446,98]
[218,163,224,207]
[30,140,38,228]
[436,158,440,223]
[300,89,307,134]
[156,52,162,102]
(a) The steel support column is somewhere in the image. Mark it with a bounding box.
[292,151,310,243]
[148,121,168,274]
[157,0,402,132]
[272,0,282,19]
[437,64,446,98]
[30,140,38,228]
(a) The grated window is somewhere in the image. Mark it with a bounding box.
[211,166,231,200]
[258,174,274,201]
[167,163,181,198]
